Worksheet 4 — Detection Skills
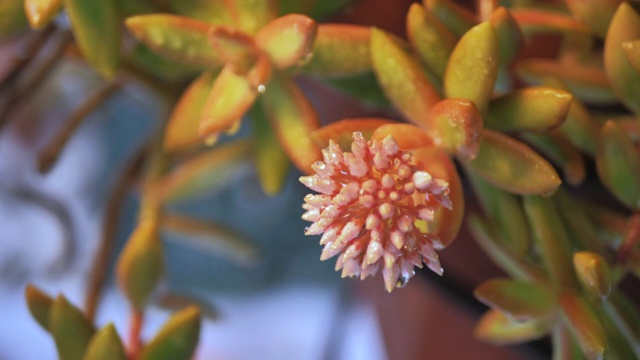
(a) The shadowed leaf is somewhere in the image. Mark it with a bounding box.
[252,104,290,195]
[490,7,524,68]
[255,14,316,69]
[139,306,201,360]
[566,0,622,38]
[24,0,62,29]
[302,25,371,76]
[25,284,53,331]
[50,295,95,360]
[522,131,585,186]
[511,9,590,36]
[82,324,127,360]
[475,279,557,320]
[426,98,483,161]
[559,293,607,360]
[475,309,551,345]
[424,0,476,37]
[407,3,456,80]
[371,123,434,150]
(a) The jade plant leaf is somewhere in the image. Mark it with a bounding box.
[573,252,612,301]
[486,87,572,132]
[24,0,62,29]
[126,14,220,68]
[129,45,203,80]
[230,0,277,35]
[157,140,252,203]
[425,98,483,161]
[559,293,607,360]
[252,104,290,195]
[475,309,551,345]
[82,324,127,360]
[0,0,28,35]
[566,0,622,38]
[623,40,640,74]
[424,0,476,37]
[139,306,201,360]
[596,120,640,210]
[116,218,163,310]
[312,118,394,149]
[50,295,95,360]
[25,284,53,331]
[604,3,640,113]
[444,22,498,116]
[522,131,585,186]
[371,28,441,128]
[510,9,590,36]
[164,71,218,152]
[260,73,322,174]
[65,0,120,78]
[475,279,557,320]
[302,25,371,76]
[255,14,316,70]
[467,130,561,195]
[489,7,524,68]
[370,123,434,150]
[406,3,456,80]
[164,0,234,25]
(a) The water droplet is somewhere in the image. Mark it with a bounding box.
[396,275,410,288]
[256,84,266,93]
[204,134,219,146]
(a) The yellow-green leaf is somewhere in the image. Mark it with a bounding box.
[229,0,277,35]
[426,98,483,161]
[371,28,441,128]
[490,7,524,68]
[596,120,640,210]
[604,3,640,113]
[0,0,28,35]
[302,24,371,76]
[164,0,234,25]
[444,22,498,115]
[255,14,316,69]
[468,130,561,195]
[50,295,95,360]
[370,123,434,150]
[312,118,394,149]
[82,324,127,360]
[139,306,201,360]
[252,104,290,195]
[475,279,557,320]
[24,0,62,29]
[566,0,622,38]
[559,293,607,360]
[424,0,476,37]
[623,39,640,74]
[573,252,612,301]
[554,191,609,255]
[475,309,551,345]
[116,218,163,310]
[510,9,590,36]
[126,14,220,68]
[25,284,53,331]
[522,131,585,186]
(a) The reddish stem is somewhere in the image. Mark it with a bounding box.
[128,310,144,359]
[618,212,640,265]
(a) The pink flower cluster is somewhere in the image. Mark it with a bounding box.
[300,132,452,292]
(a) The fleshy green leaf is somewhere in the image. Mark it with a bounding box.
[64,0,120,78]
[116,218,164,310]
[468,130,561,195]
[573,252,611,301]
[255,14,316,70]
[157,140,252,203]
[312,118,394,149]
[25,284,53,331]
[230,0,277,35]
[425,98,483,161]
[510,9,590,36]
[164,0,234,25]
[475,309,551,345]
[424,0,476,37]
[566,0,622,38]
[371,28,441,128]
[139,306,201,360]
[604,292,640,358]
[252,104,290,195]
[302,25,371,76]
[24,0,62,29]
[164,71,218,152]
[604,3,640,113]
[490,7,524,68]
[522,131,585,186]
[444,22,498,115]
[623,39,640,74]
[259,72,322,174]
[50,295,95,360]
[128,45,203,80]
[559,293,607,360]
[486,87,572,132]
[126,14,220,68]
[475,279,557,320]
[82,324,127,360]
[0,0,28,35]
[324,72,389,105]
[554,191,609,255]
[406,3,456,80]
[596,120,640,209]
[370,123,434,150]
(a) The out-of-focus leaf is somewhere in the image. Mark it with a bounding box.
[0,0,28,35]
[444,22,498,115]
[604,3,640,113]
[468,174,529,256]
[129,45,202,80]
[510,9,590,36]
[251,104,290,195]
[468,130,561,195]
[596,121,640,210]
[25,284,53,331]
[113,0,155,17]
[157,140,252,203]
[475,279,556,320]
[516,59,617,104]
[566,0,622,38]
[551,325,586,360]
[302,25,371,76]
[82,324,127,360]
[475,309,551,345]
[260,72,322,174]
[139,306,201,360]
[162,214,258,266]
[231,0,277,35]
[424,0,476,37]
[199,66,257,139]
[371,123,434,150]
[116,218,163,310]
[164,71,218,152]
[65,0,120,78]
[604,292,640,358]
[406,3,456,80]
[573,252,611,301]
[522,131,585,186]
[164,0,234,25]
[426,98,483,161]
[623,39,640,74]
[126,14,220,68]
[156,293,219,320]
[412,147,463,248]
[371,28,441,128]
[312,118,393,149]
[50,295,95,360]
[324,72,389,105]
[524,195,578,290]
[490,7,524,68]
[24,0,62,29]
[486,87,572,132]
[599,305,639,360]
[555,191,609,255]
[559,293,607,360]
[255,14,316,70]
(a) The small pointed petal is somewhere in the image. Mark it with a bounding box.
[382,264,401,293]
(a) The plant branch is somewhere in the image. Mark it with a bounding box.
[128,310,144,359]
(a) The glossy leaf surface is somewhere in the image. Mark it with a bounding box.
[475,279,556,320]
[573,252,612,301]
[623,39,640,74]
[302,25,371,76]
[426,98,483,161]
[407,3,456,79]
[255,14,317,69]
[139,306,201,360]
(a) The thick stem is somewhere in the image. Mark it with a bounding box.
[128,310,144,359]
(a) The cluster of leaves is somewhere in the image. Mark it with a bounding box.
[2,0,640,358]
